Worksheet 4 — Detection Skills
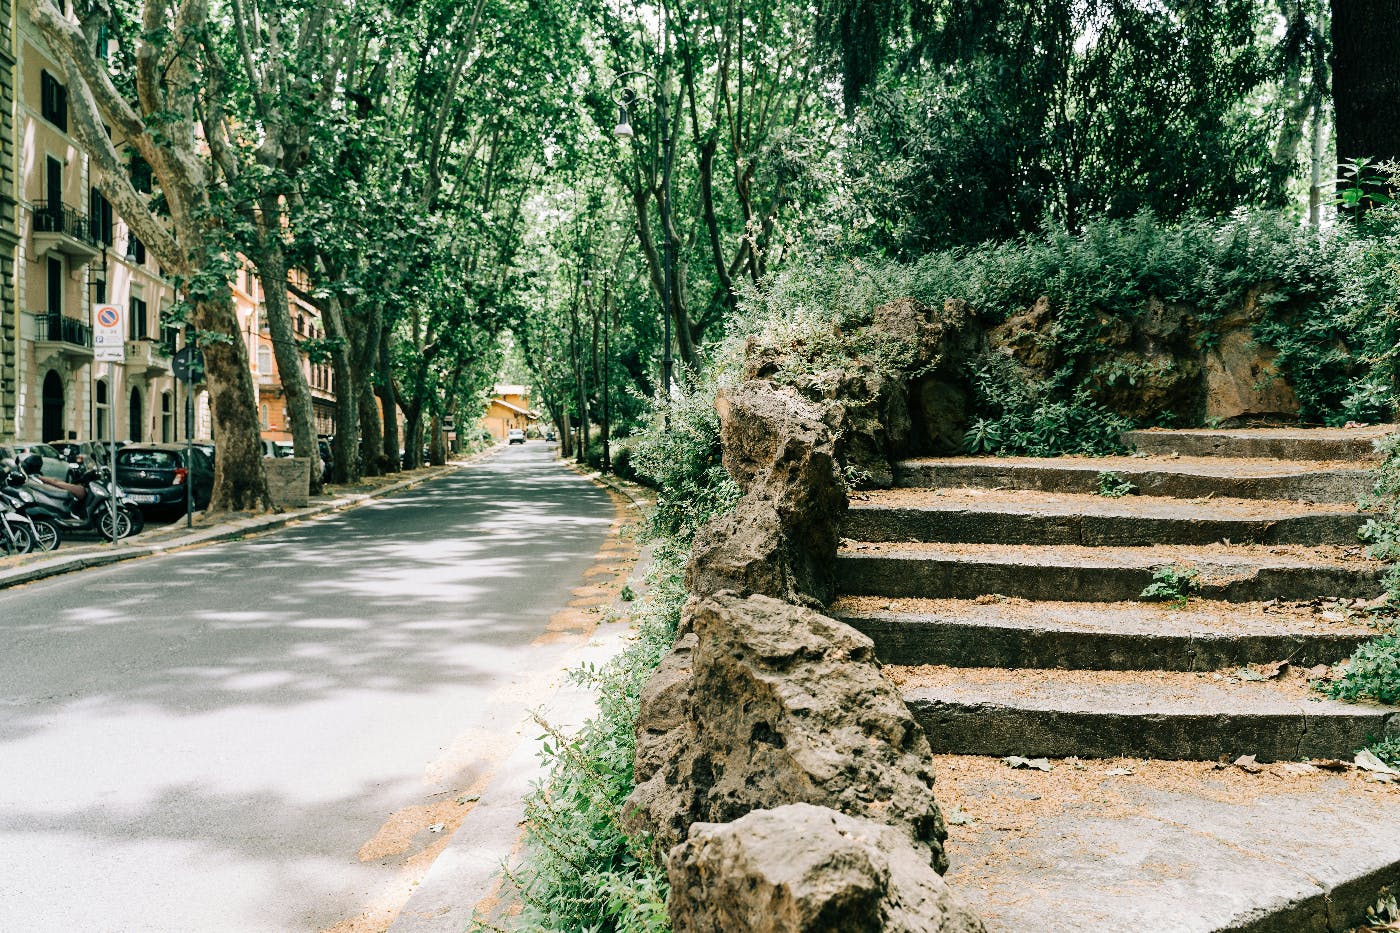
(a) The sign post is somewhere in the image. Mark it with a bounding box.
[93,305,124,545]
[172,343,204,528]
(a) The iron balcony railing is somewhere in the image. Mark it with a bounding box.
[34,312,92,347]
[31,199,95,244]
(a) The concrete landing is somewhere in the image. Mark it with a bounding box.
[937,754,1400,933]
[1123,424,1394,461]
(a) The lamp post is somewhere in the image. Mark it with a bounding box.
[612,70,674,407]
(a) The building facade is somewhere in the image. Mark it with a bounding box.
[0,17,337,452]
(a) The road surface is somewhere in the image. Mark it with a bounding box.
[0,443,616,931]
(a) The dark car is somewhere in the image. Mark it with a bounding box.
[50,440,112,477]
[115,444,215,513]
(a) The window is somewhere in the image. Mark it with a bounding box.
[127,233,145,265]
[257,345,272,376]
[161,392,173,442]
[47,258,63,315]
[94,278,106,304]
[130,155,153,193]
[260,403,270,429]
[40,71,67,131]
[89,188,114,245]
[129,296,148,340]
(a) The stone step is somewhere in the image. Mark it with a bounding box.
[832,596,1374,670]
[1122,425,1393,461]
[935,753,1400,933]
[890,665,1400,761]
[837,542,1384,603]
[845,488,1367,547]
[894,455,1373,504]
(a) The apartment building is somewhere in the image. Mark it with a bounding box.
[1,13,335,450]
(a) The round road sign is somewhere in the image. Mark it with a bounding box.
[96,306,120,328]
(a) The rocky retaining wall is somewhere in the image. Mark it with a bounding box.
[627,300,988,931]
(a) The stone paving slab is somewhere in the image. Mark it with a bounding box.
[846,487,1366,546]
[1123,425,1394,461]
[838,542,1385,603]
[833,597,1372,670]
[894,456,1374,503]
[893,665,1399,760]
[936,753,1400,933]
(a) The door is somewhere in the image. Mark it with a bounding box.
[45,157,62,229]
[42,370,64,442]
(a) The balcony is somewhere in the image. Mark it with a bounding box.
[125,338,172,377]
[29,312,93,363]
[30,200,100,261]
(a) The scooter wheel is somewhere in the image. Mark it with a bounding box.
[123,506,145,536]
[30,519,60,551]
[97,508,133,541]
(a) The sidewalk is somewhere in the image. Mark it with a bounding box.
[388,463,657,932]
[0,447,498,590]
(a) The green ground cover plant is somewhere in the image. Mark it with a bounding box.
[490,378,738,933]
[1140,566,1201,608]
[748,208,1400,454]
[1095,471,1137,498]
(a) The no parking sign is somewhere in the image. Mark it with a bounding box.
[94,304,124,362]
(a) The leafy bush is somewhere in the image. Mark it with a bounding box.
[1095,471,1136,498]
[746,208,1400,449]
[1140,565,1201,607]
[1325,635,1400,705]
[963,356,1132,457]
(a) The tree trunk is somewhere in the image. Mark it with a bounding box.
[378,326,401,473]
[198,295,274,512]
[1331,1,1400,170]
[251,202,321,494]
[321,293,361,483]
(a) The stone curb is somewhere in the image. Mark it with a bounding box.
[0,445,501,590]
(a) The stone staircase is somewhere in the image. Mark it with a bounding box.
[830,426,1400,932]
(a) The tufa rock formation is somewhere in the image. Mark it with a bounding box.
[686,380,847,606]
[668,804,986,933]
[623,592,950,874]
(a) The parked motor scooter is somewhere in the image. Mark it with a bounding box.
[0,473,60,551]
[14,455,141,541]
[0,492,39,555]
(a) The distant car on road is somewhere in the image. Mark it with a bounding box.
[507,429,526,445]
[0,442,70,480]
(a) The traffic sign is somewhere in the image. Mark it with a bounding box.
[172,345,205,384]
[94,304,124,362]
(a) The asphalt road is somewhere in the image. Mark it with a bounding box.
[0,443,616,932]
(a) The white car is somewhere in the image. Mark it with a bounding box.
[507,429,526,445]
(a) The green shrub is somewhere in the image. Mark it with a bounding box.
[1095,471,1136,498]
[1140,565,1200,607]
[501,375,738,933]
[1325,635,1400,705]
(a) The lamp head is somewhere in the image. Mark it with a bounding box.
[613,103,634,139]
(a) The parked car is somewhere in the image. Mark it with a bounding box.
[49,440,112,476]
[115,444,215,513]
[507,428,526,445]
[0,442,70,480]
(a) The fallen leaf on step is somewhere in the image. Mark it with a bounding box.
[1276,762,1318,777]
[1003,756,1053,772]
[1305,664,1332,681]
[1233,754,1262,773]
[1308,758,1351,771]
[1257,660,1289,679]
[428,823,446,833]
[1354,750,1400,776]
[1103,767,1135,776]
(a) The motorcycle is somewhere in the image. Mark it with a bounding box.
[12,464,142,542]
[0,493,39,555]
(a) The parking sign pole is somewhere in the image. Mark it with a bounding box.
[109,367,117,546]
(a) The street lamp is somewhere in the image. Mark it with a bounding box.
[611,71,674,408]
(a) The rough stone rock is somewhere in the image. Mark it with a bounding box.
[688,381,846,605]
[624,593,950,874]
[987,294,1056,375]
[668,804,986,933]
[1089,350,1202,423]
[1204,329,1300,424]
